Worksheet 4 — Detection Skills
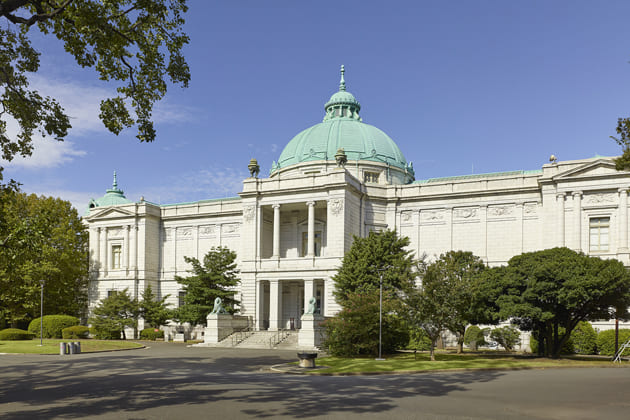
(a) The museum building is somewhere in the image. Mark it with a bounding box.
[84,66,630,337]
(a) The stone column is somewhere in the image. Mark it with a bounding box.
[573,191,582,251]
[307,201,315,257]
[557,193,566,247]
[272,204,281,258]
[95,227,101,275]
[130,225,137,272]
[619,188,629,252]
[256,280,266,330]
[124,225,130,270]
[269,279,282,330]
[101,228,108,275]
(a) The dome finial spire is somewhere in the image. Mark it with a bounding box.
[112,171,118,189]
[339,64,346,92]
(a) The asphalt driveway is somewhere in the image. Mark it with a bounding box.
[1,342,628,419]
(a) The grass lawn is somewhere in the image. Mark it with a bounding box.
[0,339,144,354]
[312,352,628,374]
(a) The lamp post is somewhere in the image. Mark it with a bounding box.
[38,279,45,346]
[372,266,392,361]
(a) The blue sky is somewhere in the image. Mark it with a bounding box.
[3,1,630,211]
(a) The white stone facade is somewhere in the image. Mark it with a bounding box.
[85,156,630,335]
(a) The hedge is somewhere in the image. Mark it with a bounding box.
[62,325,90,339]
[90,327,122,340]
[0,328,35,340]
[597,329,630,357]
[28,315,79,339]
[140,328,164,341]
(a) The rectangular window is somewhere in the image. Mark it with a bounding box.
[178,291,186,307]
[301,231,322,257]
[590,217,609,252]
[111,245,122,269]
[364,171,380,184]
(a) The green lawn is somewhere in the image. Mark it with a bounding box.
[312,352,628,374]
[0,339,144,354]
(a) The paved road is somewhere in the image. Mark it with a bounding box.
[1,342,629,419]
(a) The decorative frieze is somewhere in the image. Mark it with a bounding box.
[420,209,444,223]
[243,205,256,222]
[222,223,240,235]
[108,227,123,237]
[488,205,514,217]
[329,198,344,215]
[177,227,193,240]
[584,193,615,205]
[400,211,412,224]
[453,207,478,220]
[199,225,216,238]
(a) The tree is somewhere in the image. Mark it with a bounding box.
[0,0,190,183]
[611,118,630,170]
[490,326,520,351]
[321,289,409,357]
[0,190,88,327]
[333,230,417,306]
[405,267,453,361]
[174,246,240,325]
[426,251,486,353]
[478,248,630,358]
[89,288,138,339]
[139,284,171,328]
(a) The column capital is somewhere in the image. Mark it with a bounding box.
[306,201,316,207]
[619,187,630,194]
[272,203,281,210]
[556,192,566,199]
[572,191,583,197]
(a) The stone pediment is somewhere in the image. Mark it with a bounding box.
[85,206,135,220]
[552,159,628,181]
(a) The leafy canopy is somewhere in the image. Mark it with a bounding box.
[0,0,190,182]
[175,246,240,325]
[333,229,417,306]
[89,288,138,339]
[0,190,88,326]
[477,247,630,357]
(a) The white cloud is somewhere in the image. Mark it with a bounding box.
[2,74,197,169]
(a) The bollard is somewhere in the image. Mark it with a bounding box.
[59,342,67,355]
[68,342,75,354]
[75,342,81,354]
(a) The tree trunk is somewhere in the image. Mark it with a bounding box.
[430,339,436,361]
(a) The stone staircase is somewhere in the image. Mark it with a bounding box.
[223,330,298,349]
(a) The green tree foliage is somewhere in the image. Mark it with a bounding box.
[89,288,138,339]
[27,314,78,338]
[333,230,417,306]
[139,284,171,328]
[477,248,630,358]
[490,325,520,351]
[597,329,630,357]
[174,246,240,325]
[425,251,486,353]
[571,321,597,355]
[464,325,487,351]
[0,191,88,326]
[0,0,190,183]
[321,289,409,357]
[611,118,630,170]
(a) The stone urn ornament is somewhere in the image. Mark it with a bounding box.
[248,158,260,178]
[335,148,347,168]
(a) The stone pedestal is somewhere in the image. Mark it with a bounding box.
[204,313,234,344]
[298,313,324,349]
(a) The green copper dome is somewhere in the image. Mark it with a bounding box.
[272,65,412,175]
[86,172,132,212]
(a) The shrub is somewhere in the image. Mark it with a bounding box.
[490,326,521,351]
[0,328,35,340]
[571,322,597,355]
[91,326,122,340]
[322,290,409,357]
[28,315,79,339]
[597,329,630,356]
[62,325,90,339]
[464,325,487,350]
[140,328,164,341]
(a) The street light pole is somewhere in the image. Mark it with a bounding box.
[376,271,385,361]
[39,279,45,346]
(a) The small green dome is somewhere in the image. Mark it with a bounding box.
[86,172,132,213]
[273,65,411,174]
